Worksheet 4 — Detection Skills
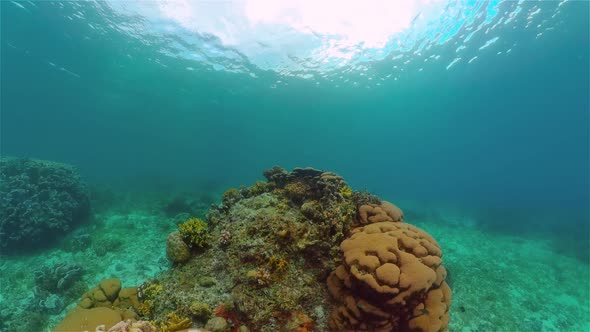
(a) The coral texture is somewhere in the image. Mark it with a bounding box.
[327,221,451,331]
[178,217,210,249]
[0,157,90,250]
[78,278,140,320]
[53,307,122,332]
[357,201,404,225]
[166,231,191,263]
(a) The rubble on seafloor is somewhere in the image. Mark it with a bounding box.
[54,166,451,332]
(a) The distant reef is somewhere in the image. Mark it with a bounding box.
[0,157,90,251]
[56,166,451,332]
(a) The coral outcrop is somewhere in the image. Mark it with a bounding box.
[165,216,211,264]
[57,167,450,332]
[0,157,90,250]
[76,279,140,320]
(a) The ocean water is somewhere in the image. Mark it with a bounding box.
[1,1,588,331]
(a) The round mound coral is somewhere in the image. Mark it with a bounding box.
[327,221,451,332]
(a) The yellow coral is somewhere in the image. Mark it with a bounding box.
[267,256,289,274]
[339,184,353,198]
[159,312,192,332]
[137,300,154,317]
[143,283,164,299]
[178,217,209,248]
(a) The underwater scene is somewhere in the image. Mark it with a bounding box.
[1,1,588,331]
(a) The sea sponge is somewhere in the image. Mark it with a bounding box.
[357,201,404,225]
[327,221,450,331]
[159,312,192,332]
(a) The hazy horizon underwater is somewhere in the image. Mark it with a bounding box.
[1,1,588,332]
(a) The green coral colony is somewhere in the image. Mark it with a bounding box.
[55,166,451,332]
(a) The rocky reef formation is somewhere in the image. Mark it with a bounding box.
[56,166,451,331]
[0,157,90,250]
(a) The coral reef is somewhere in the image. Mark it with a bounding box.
[54,166,451,331]
[0,157,90,250]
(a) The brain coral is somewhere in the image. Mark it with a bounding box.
[357,201,404,225]
[327,221,451,332]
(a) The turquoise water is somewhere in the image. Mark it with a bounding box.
[1,1,588,331]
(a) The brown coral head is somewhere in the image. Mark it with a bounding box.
[357,201,404,225]
[283,181,312,203]
[263,166,288,186]
[327,221,451,332]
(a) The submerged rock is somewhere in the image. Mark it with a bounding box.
[166,231,191,263]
